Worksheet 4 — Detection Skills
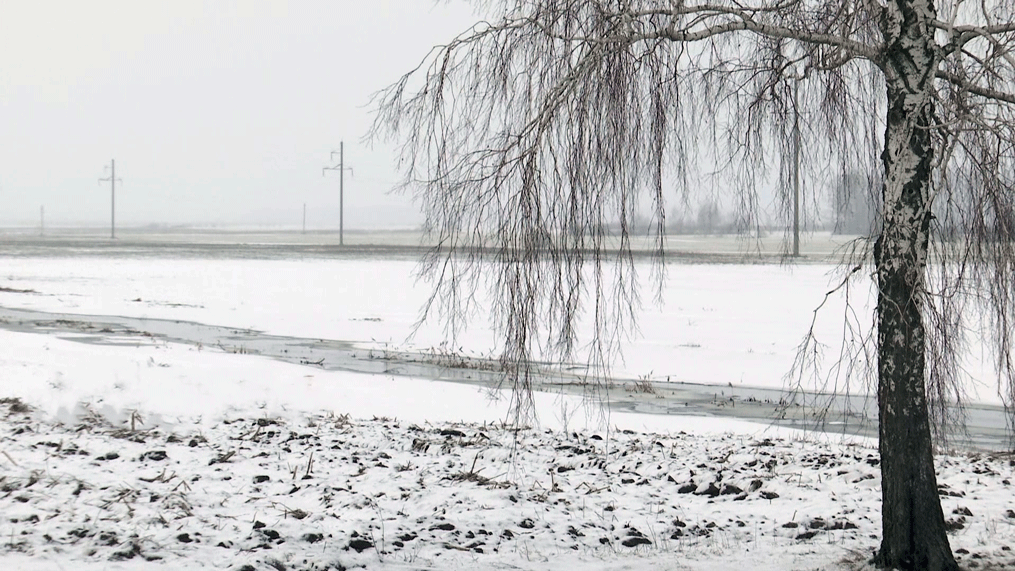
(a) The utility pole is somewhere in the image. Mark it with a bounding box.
[792,82,801,257]
[302,203,307,234]
[323,142,353,246]
[40,206,44,236]
[99,159,122,239]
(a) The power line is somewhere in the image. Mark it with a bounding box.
[98,159,122,239]
[792,82,801,257]
[323,142,354,246]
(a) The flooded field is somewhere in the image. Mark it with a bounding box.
[0,228,1009,449]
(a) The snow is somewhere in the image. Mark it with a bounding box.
[2,257,878,396]
[1,255,1014,570]
[0,256,1003,404]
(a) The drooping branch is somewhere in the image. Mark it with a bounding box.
[646,18,881,60]
[373,0,1015,435]
[936,69,1015,103]
[937,20,1015,49]
[373,2,1015,569]
[371,0,893,424]
[518,1,882,62]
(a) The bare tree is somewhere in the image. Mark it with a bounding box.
[372,1,1015,569]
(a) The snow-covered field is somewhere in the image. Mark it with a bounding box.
[0,254,1006,404]
[3,256,874,395]
[1,252,1014,570]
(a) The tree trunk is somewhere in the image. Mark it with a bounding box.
[873,1,957,569]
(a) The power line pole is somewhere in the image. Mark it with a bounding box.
[323,142,353,246]
[792,82,801,257]
[99,159,122,239]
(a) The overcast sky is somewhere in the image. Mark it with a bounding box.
[0,1,477,229]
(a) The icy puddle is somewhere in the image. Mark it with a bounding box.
[0,305,1009,450]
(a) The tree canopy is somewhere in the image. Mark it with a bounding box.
[373,1,1015,569]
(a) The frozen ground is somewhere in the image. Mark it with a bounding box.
[0,253,872,395]
[1,331,1014,571]
[0,227,852,254]
[0,236,1013,569]
[0,244,1006,407]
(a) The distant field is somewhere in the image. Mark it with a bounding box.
[0,236,1010,448]
[0,226,864,261]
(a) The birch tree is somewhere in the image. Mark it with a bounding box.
[373,1,1015,569]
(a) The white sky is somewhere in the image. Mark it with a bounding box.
[0,0,477,228]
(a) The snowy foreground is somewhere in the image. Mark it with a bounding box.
[1,254,1015,570]
[1,331,1014,571]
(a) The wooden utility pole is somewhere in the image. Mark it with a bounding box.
[792,83,801,257]
[323,142,353,246]
[99,160,121,239]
